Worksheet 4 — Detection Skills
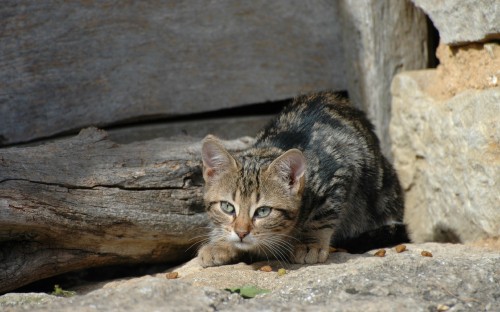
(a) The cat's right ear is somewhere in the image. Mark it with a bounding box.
[201,135,238,183]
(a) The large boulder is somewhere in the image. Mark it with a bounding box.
[390,70,500,243]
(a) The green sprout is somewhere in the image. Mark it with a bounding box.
[51,284,76,297]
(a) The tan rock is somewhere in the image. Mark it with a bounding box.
[390,70,500,243]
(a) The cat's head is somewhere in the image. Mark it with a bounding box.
[200,135,306,252]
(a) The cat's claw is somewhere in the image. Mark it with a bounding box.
[293,244,329,264]
[198,243,239,267]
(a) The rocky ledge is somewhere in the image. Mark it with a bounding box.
[1,242,499,311]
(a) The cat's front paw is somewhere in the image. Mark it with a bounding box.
[198,243,239,267]
[293,244,330,264]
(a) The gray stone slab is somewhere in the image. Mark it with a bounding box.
[0,1,345,145]
[413,0,500,44]
[339,0,429,158]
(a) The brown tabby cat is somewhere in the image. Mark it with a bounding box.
[198,92,406,267]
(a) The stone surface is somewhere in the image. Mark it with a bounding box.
[0,1,344,145]
[412,0,500,45]
[339,0,429,157]
[2,243,499,311]
[390,70,500,243]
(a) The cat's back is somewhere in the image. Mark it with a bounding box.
[254,92,379,157]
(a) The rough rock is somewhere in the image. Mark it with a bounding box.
[390,70,500,243]
[1,243,499,311]
[412,0,500,44]
[339,0,429,157]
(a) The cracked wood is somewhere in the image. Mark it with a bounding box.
[0,128,253,293]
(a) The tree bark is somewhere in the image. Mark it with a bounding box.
[0,128,253,293]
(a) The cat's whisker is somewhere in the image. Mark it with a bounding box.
[256,244,272,264]
[260,236,292,260]
[267,241,294,264]
[264,235,295,247]
[185,236,211,253]
[186,228,229,254]
[265,238,293,258]
[263,245,286,269]
[210,229,228,239]
[258,241,287,269]
[188,233,211,242]
[260,240,290,268]
[271,233,301,244]
[262,242,293,259]
[187,226,217,245]
[254,233,295,259]
[260,235,295,253]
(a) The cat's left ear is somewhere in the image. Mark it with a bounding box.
[267,149,306,195]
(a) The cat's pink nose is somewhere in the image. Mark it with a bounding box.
[236,230,249,240]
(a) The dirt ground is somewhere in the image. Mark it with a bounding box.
[427,42,500,100]
[469,237,500,250]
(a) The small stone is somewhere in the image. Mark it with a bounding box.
[277,268,286,276]
[166,272,179,279]
[421,251,433,257]
[259,265,272,272]
[395,244,407,253]
[374,249,386,257]
[437,304,450,311]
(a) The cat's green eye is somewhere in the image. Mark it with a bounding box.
[220,201,235,215]
[254,206,272,218]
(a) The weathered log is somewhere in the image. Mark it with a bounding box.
[0,128,253,293]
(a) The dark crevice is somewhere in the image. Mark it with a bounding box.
[0,178,196,191]
[426,16,440,68]
[106,98,291,130]
[9,262,175,295]
[0,99,292,148]
[2,92,351,148]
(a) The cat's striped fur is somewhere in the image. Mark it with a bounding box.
[198,92,406,266]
